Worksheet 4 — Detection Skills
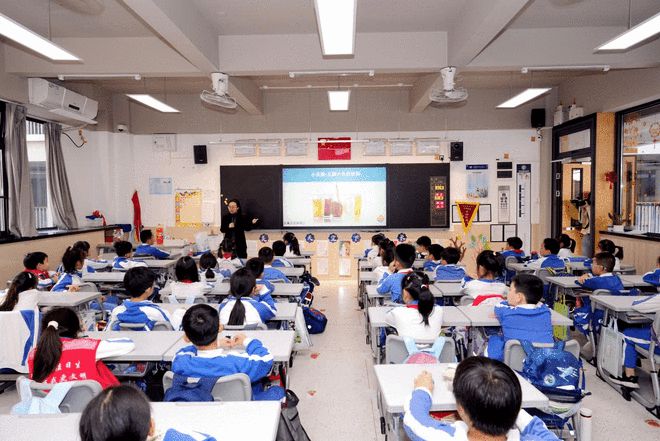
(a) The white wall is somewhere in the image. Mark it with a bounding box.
[62,129,540,233]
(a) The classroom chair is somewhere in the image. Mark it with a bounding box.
[162,371,252,401]
[17,376,102,413]
[165,295,206,305]
[627,312,660,418]
[223,323,268,331]
[116,321,174,331]
[384,335,456,364]
[459,295,505,306]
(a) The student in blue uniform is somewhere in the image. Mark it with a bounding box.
[364,233,385,259]
[422,244,444,272]
[112,240,147,271]
[171,304,285,401]
[23,251,58,289]
[258,247,291,283]
[498,236,526,282]
[135,230,170,260]
[434,247,466,281]
[219,268,276,327]
[526,238,565,271]
[271,240,294,267]
[403,357,559,441]
[245,258,276,299]
[72,240,108,273]
[486,274,553,361]
[167,257,211,303]
[52,247,85,292]
[415,235,432,259]
[642,256,660,286]
[376,243,416,303]
[461,250,508,302]
[198,252,230,282]
[557,234,575,258]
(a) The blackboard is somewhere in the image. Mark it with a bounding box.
[219,166,282,229]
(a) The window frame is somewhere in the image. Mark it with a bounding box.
[0,102,10,238]
[26,116,56,231]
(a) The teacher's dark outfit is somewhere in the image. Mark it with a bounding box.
[220,212,256,258]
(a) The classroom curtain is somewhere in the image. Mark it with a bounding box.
[45,122,78,229]
[4,103,37,237]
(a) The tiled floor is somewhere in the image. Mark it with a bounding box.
[1,280,658,440]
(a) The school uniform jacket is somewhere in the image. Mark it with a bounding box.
[434,264,466,281]
[575,273,625,295]
[169,281,211,302]
[112,256,147,271]
[461,277,508,299]
[526,254,565,271]
[51,272,83,292]
[642,269,660,287]
[110,300,184,330]
[262,266,291,283]
[487,302,553,361]
[384,302,443,341]
[373,266,392,284]
[500,249,526,260]
[219,296,277,326]
[272,257,293,268]
[423,260,442,272]
[199,268,231,284]
[404,388,560,441]
[377,268,414,304]
[135,243,170,259]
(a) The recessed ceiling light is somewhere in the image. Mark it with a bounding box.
[497,88,551,108]
[328,90,350,111]
[126,94,179,113]
[596,12,660,51]
[313,0,356,56]
[0,13,80,61]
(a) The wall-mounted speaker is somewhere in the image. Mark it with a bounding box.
[193,144,208,164]
[531,108,546,128]
[450,141,463,161]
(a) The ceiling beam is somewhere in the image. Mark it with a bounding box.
[448,0,531,66]
[228,77,263,115]
[121,0,219,74]
[408,73,443,113]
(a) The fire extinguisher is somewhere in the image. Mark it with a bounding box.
[156,224,164,245]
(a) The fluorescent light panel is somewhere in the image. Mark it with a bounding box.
[327,90,350,111]
[126,94,179,113]
[0,13,79,61]
[314,0,356,55]
[497,88,551,108]
[597,12,660,51]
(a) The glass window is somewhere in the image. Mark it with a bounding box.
[26,120,54,229]
[559,128,591,153]
[0,102,9,237]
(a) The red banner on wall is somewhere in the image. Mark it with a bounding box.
[456,201,480,233]
[318,137,351,160]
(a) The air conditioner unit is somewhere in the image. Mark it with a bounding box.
[28,78,98,124]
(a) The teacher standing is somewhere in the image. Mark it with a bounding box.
[220,199,259,258]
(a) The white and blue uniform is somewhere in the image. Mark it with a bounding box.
[199,268,231,284]
[526,254,565,271]
[109,300,185,330]
[272,257,293,268]
[377,268,413,304]
[404,388,560,441]
[434,264,466,281]
[112,256,147,271]
[262,265,290,283]
[573,273,625,335]
[219,295,277,326]
[461,277,508,300]
[487,302,553,361]
[622,294,660,368]
[168,281,212,304]
[373,266,392,284]
[135,243,170,259]
[51,272,83,292]
[423,260,442,272]
[642,268,660,286]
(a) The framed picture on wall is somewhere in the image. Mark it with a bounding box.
[490,224,517,242]
[451,205,461,223]
[476,204,492,222]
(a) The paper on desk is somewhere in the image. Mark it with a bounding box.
[316,258,329,275]
[339,258,352,277]
[316,240,328,257]
[246,240,258,257]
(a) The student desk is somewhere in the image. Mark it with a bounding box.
[373,363,549,441]
[158,301,298,323]
[508,262,535,273]
[86,331,184,362]
[159,282,303,301]
[0,401,281,441]
[456,305,573,327]
[37,291,104,309]
[365,285,444,307]
[277,266,304,281]
[547,275,634,295]
[619,274,655,288]
[359,260,373,270]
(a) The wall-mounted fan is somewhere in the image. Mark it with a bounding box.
[200,73,238,110]
[429,67,468,104]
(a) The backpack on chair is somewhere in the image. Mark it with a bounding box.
[163,374,220,402]
[403,337,447,364]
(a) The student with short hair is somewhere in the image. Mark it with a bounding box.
[72,240,108,273]
[0,272,39,311]
[258,246,291,283]
[377,243,416,303]
[51,247,85,292]
[172,304,284,400]
[486,274,553,361]
[461,250,508,302]
[415,235,432,258]
[642,256,660,287]
[282,232,301,257]
[557,234,575,258]
[167,256,211,303]
[219,268,276,326]
[499,236,525,260]
[199,251,230,282]
[135,229,170,260]
[28,307,134,388]
[112,240,147,271]
[403,357,559,440]
[434,247,466,281]
[597,239,623,271]
[422,244,444,272]
[526,238,565,271]
[109,267,184,330]
[385,271,443,340]
[271,240,294,267]
[245,257,276,299]
[23,251,57,289]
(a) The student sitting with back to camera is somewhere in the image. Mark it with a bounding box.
[245,258,276,299]
[135,229,171,260]
[415,235,432,259]
[217,238,242,271]
[373,240,395,284]
[0,272,40,311]
[283,231,302,257]
[28,307,134,389]
[526,238,565,271]
[258,246,291,283]
[498,236,526,282]
[385,271,443,340]
[171,304,285,401]
[109,267,185,331]
[597,239,623,271]
[642,256,660,286]
[167,256,211,304]
[557,234,575,259]
[51,247,85,292]
[219,268,276,327]
[403,357,559,441]
[461,250,508,303]
[71,241,108,274]
[23,251,58,289]
[271,240,294,267]
[377,243,416,304]
[198,252,231,283]
[423,244,444,272]
[112,240,147,271]
[486,274,553,361]
[434,247,466,281]
[365,233,386,260]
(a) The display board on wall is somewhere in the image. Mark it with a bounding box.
[516,164,532,249]
[175,189,202,227]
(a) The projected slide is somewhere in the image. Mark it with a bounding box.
[282,167,387,227]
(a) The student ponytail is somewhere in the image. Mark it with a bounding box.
[402,271,433,326]
[0,272,38,311]
[227,268,256,326]
[199,252,218,281]
[283,232,301,256]
[32,308,81,383]
[476,250,502,278]
[598,239,623,260]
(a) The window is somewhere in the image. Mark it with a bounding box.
[0,102,9,237]
[26,119,54,229]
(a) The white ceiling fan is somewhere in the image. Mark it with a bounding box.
[200,72,238,110]
[429,66,468,105]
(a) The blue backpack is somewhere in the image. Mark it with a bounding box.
[112,303,170,331]
[164,373,220,402]
[302,307,327,334]
[520,340,586,403]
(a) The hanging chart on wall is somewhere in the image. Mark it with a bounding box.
[516,164,532,250]
[498,185,511,223]
[175,189,202,227]
[466,164,489,199]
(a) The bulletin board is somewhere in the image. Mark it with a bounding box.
[175,189,203,227]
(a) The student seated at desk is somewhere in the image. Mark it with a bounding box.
[28,308,134,389]
[364,233,386,259]
[373,240,395,284]
[642,256,660,286]
[368,234,389,267]
[498,236,525,282]
[199,252,230,283]
[0,272,39,311]
[486,274,553,361]
[72,240,108,274]
[271,240,294,268]
[385,272,443,340]
[218,238,243,270]
[415,235,432,259]
[283,231,302,257]
[526,238,565,271]
[23,251,57,289]
[423,244,444,272]
[462,251,508,303]
[597,239,623,271]
[109,267,184,330]
[245,258,276,298]
[51,247,84,292]
[167,257,211,303]
[172,304,285,401]
[112,240,147,271]
[258,247,291,283]
[377,243,416,303]
[404,357,559,441]
[219,268,276,326]
[434,247,466,281]
[557,234,575,259]
[135,229,171,260]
